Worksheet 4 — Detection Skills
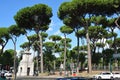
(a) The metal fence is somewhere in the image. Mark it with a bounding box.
[92,66,120,71]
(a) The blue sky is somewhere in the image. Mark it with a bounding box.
[0,0,68,27]
[0,0,119,54]
[0,0,76,52]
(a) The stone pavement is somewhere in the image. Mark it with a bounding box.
[11,71,102,80]
[38,71,90,78]
[40,70,104,78]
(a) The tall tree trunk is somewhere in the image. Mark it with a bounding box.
[25,33,31,51]
[75,29,80,73]
[12,37,17,80]
[93,42,96,54]
[77,36,80,73]
[115,17,120,29]
[38,33,43,73]
[0,41,8,54]
[86,30,92,73]
[64,33,67,72]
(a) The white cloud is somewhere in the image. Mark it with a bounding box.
[54,30,61,35]
[45,38,52,42]
[47,20,54,32]
[114,27,119,32]
[49,20,55,27]
[16,50,21,57]
[114,27,120,37]
[61,36,64,38]
[48,27,53,31]
[48,20,63,32]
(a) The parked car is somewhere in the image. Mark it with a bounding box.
[4,71,12,77]
[0,71,6,79]
[93,72,114,79]
[0,70,6,77]
[113,72,120,79]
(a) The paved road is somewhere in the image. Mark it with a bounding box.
[2,76,120,80]
[17,77,56,80]
[16,76,92,80]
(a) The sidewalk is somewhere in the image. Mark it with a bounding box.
[13,70,104,79]
[38,70,103,78]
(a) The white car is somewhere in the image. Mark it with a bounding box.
[4,71,12,77]
[93,72,114,79]
[113,72,120,79]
